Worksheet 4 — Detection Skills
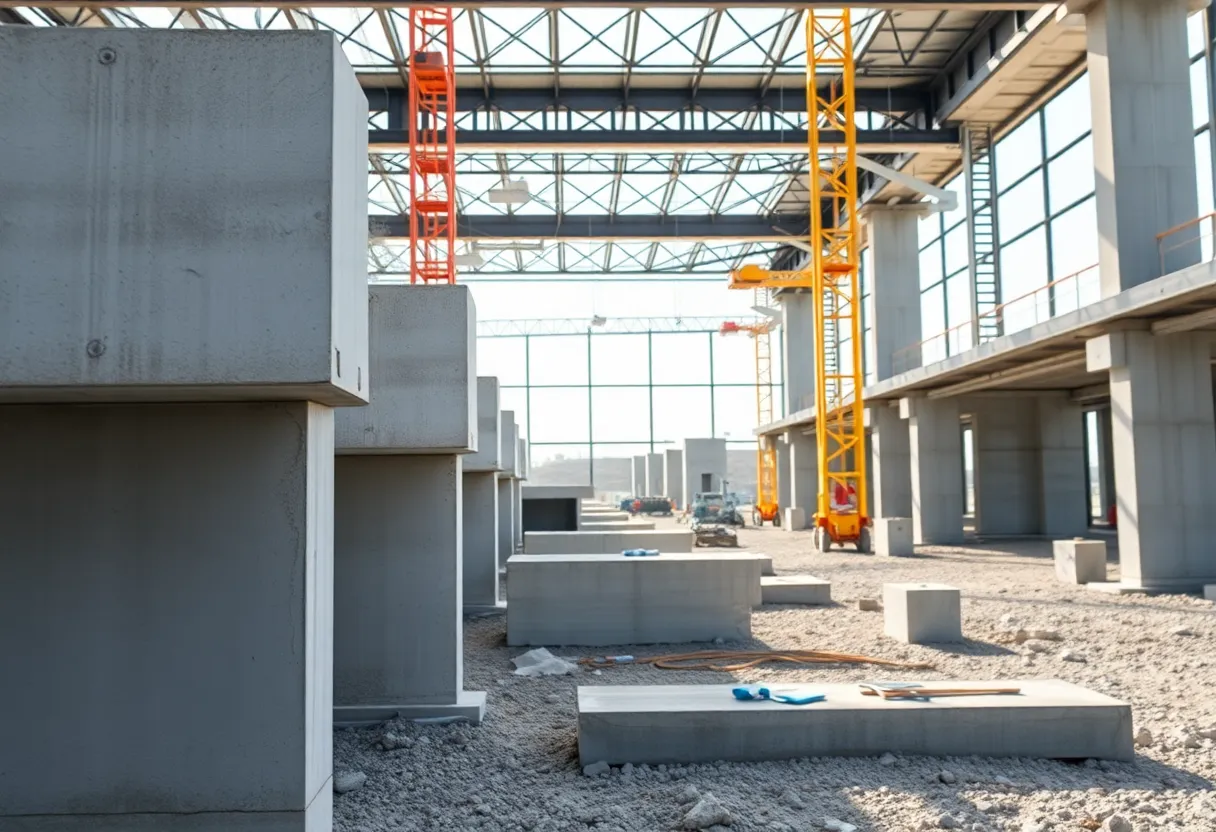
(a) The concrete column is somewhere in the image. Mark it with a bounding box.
[902,396,965,544]
[463,472,501,611]
[1038,396,1090,537]
[646,451,664,496]
[664,448,685,508]
[498,477,515,564]
[1084,0,1200,293]
[777,435,792,513]
[865,206,924,380]
[787,429,818,529]
[1097,406,1117,520]
[781,291,817,413]
[970,397,1041,536]
[631,454,647,496]
[1088,331,1216,590]
[514,477,524,548]
[871,403,912,518]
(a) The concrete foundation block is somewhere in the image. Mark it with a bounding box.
[335,285,474,453]
[751,554,775,576]
[524,530,695,554]
[883,582,963,644]
[760,576,832,605]
[506,554,754,646]
[465,378,501,472]
[0,28,369,406]
[1053,539,1109,585]
[581,511,630,522]
[875,517,914,557]
[580,520,656,531]
[576,680,1133,764]
[0,403,334,827]
[783,506,806,531]
[334,691,487,727]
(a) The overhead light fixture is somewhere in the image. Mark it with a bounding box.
[488,179,531,205]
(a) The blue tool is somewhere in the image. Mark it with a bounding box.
[732,685,826,705]
[622,549,660,557]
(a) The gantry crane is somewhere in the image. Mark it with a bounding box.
[407,8,457,284]
[729,9,869,553]
[718,289,781,527]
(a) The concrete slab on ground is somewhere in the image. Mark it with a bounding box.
[506,553,754,646]
[577,680,1133,765]
[524,529,695,554]
[579,520,656,531]
[761,575,831,605]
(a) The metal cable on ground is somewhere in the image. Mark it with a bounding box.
[579,650,934,673]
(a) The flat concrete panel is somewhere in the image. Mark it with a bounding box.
[524,530,695,554]
[336,285,475,454]
[0,403,333,825]
[464,377,501,472]
[904,397,965,545]
[0,29,368,406]
[1054,539,1109,584]
[462,471,500,609]
[870,404,912,518]
[577,681,1133,765]
[1038,396,1090,537]
[646,452,664,496]
[760,576,832,605]
[664,448,686,508]
[683,438,728,507]
[334,455,483,724]
[506,554,754,646]
[581,511,629,522]
[498,477,515,567]
[972,398,1039,536]
[782,292,816,413]
[884,582,963,644]
[866,207,923,381]
[500,414,519,477]
[580,520,656,530]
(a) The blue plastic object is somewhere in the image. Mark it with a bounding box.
[732,685,826,706]
[622,549,660,557]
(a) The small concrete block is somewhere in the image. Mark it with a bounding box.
[752,554,775,576]
[883,582,962,644]
[576,680,1133,764]
[874,517,914,557]
[761,576,831,605]
[334,691,487,727]
[783,506,806,531]
[1206,585,1216,602]
[1053,539,1108,584]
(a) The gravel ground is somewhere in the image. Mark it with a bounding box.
[334,520,1216,832]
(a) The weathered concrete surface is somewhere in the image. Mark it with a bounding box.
[577,680,1133,764]
[902,396,964,545]
[760,576,832,606]
[664,448,686,508]
[464,378,501,472]
[0,28,368,406]
[334,455,485,725]
[507,554,755,646]
[0,402,335,828]
[683,438,728,506]
[524,530,695,554]
[463,471,500,612]
[336,285,475,454]
[884,582,963,644]
[875,517,914,557]
[1054,539,1109,585]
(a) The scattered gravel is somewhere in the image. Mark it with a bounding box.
[332,522,1216,831]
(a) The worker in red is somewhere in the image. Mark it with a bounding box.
[832,480,858,510]
[631,498,642,515]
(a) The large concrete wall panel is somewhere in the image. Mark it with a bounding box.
[971,398,1039,536]
[683,438,728,504]
[0,29,367,405]
[664,448,685,508]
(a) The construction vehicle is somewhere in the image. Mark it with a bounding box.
[690,491,745,527]
[719,313,781,527]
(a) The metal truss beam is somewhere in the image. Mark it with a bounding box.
[477,316,766,338]
[370,214,808,242]
[370,128,959,154]
[363,85,931,115]
[1,2,1050,10]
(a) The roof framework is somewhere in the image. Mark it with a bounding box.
[1,3,1033,274]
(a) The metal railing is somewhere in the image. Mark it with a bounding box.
[891,262,1101,376]
[1158,211,1216,274]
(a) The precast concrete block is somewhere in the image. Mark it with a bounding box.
[500,414,519,476]
[0,402,335,828]
[646,452,664,496]
[336,285,475,453]
[465,378,501,472]
[1206,585,1216,601]
[334,455,486,726]
[1053,539,1108,585]
[875,517,914,557]
[524,530,695,554]
[683,438,727,505]
[506,553,755,646]
[524,486,596,499]
[518,438,530,480]
[760,576,832,606]
[581,511,630,522]
[579,520,656,531]
[0,28,368,406]
[783,506,807,531]
[463,471,501,612]
[664,448,685,508]
[883,582,963,644]
[576,680,1133,765]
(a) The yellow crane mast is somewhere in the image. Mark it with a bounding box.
[729,9,869,552]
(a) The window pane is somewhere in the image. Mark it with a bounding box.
[1192,57,1211,131]
[996,113,1043,185]
[528,335,588,385]
[1044,74,1091,156]
[590,333,649,385]
[919,241,944,290]
[530,444,590,486]
[713,329,760,384]
[1189,10,1207,59]
[946,271,973,354]
[500,387,529,444]
[940,174,967,232]
[918,212,942,248]
[477,336,528,387]
[1048,135,1095,214]
[653,387,713,443]
[920,283,946,364]
[998,173,1046,244]
[591,386,650,442]
[713,387,758,442]
[1198,131,1215,261]
[999,227,1050,334]
[1050,197,1099,282]
[529,388,590,442]
[654,333,711,385]
[943,222,969,277]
